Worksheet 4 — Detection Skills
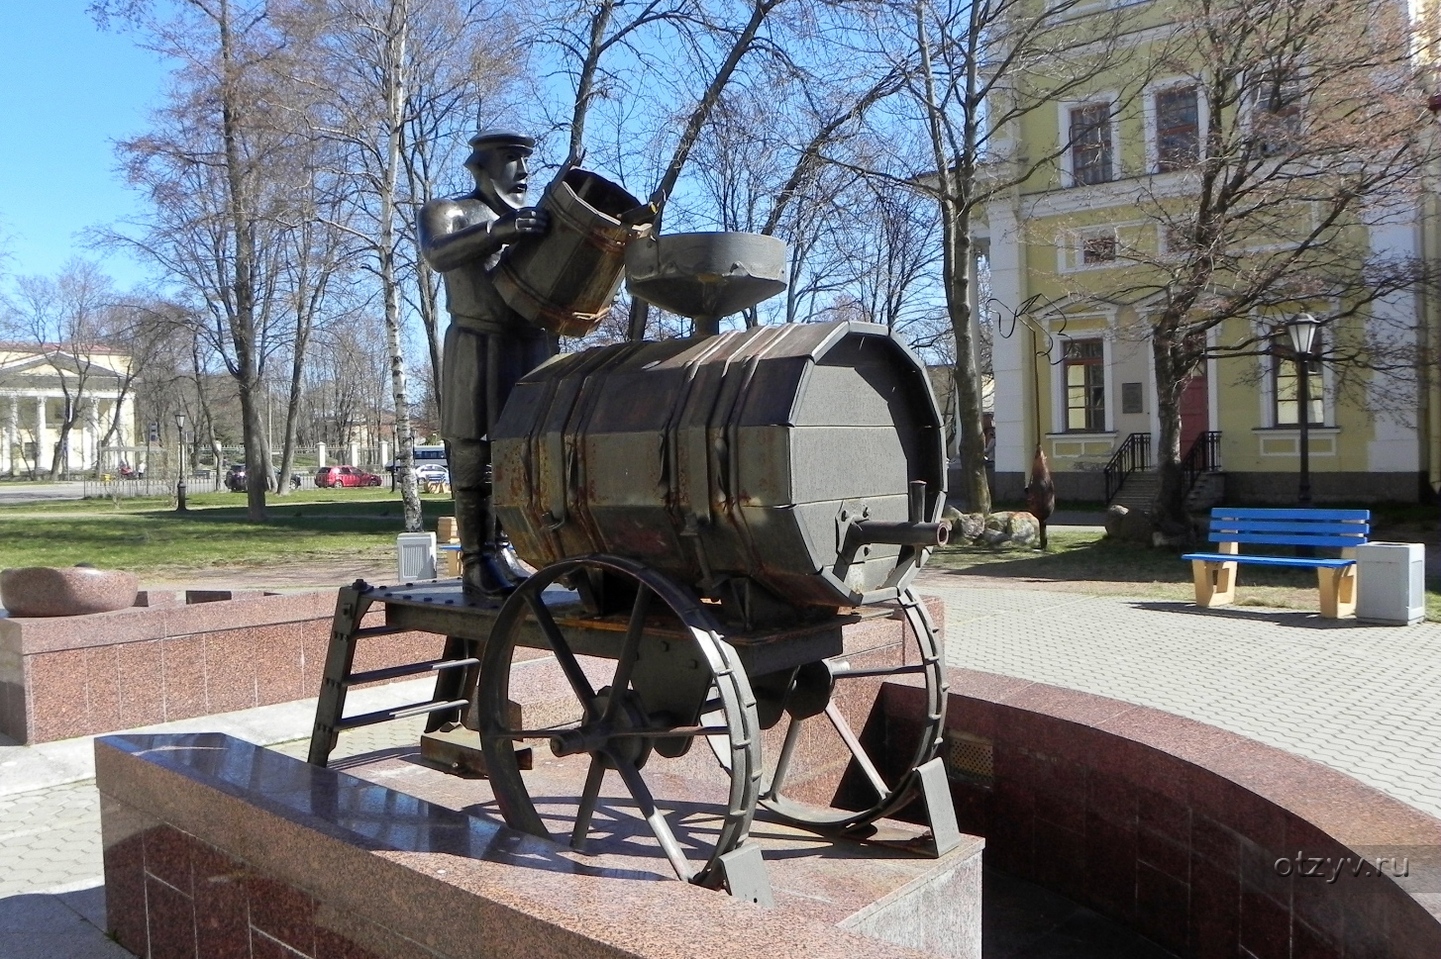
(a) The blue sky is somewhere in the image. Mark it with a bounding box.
[0,2,168,289]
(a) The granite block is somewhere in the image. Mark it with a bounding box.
[1188,747,1293,851]
[1291,917,1343,959]
[145,873,197,959]
[1032,818,1086,901]
[246,875,318,956]
[1086,766,1137,828]
[251,929,309,959]
[24,647,88,742]
[1238,884,1290,959]
[144,823,196,895]
[1136,786,1191,846]
[1189,860,1241,959]
[1240,838,1292,905]
[1135,861,1190,954]
[203,627,263,713]
[160,635,208,720]
[1083,810,1137,920]
[1031,754,1088,834]
[97,732,961,959]
[99,793,152,956]
[252,622,308,705]
[85,643,123,737]
[193,842,251,959]
[1136,825,1190,883]
[116,639,166,729]
[0,679,25,742]
[314,926,387,959]
[1192,814,1243,874]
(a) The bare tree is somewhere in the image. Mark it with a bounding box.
[96,0,302,520]
[282,0,516,532]
[854,0,1133,516]
[1072,0,1437,531]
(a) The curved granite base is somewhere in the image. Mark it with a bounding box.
[881,670,1440,959]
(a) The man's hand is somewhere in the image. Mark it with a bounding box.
[492,206,549,243]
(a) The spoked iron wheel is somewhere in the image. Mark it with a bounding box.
[476,555,761,889]
[719,588,946,834]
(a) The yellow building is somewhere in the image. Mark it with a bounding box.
[978,0,1438,508]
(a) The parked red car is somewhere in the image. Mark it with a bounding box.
[314,465,382,488]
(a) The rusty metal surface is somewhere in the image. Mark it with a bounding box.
[491,321,946,613]
[365,580,887,676]
[494,169,649,337]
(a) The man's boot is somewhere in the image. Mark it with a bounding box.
[494,529,532,585]
[454,489,517,598]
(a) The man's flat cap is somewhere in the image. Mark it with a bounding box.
[467,130,535,152]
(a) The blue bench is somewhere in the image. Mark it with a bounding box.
[1182,508,1370,618]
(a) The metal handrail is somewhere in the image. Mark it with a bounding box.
[1103,432,1152,504]
[1182,430,1222,493]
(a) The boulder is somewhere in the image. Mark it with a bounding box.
[955,512,987,543]
[1007,511,1042,547]
[1105,505,1154,545]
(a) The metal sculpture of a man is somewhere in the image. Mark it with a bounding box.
[418,131,553,596]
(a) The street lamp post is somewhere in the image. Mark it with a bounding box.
[175,412,188,513]
[1285,313,1322,508]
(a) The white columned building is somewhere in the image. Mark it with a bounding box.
[0,347,135,476]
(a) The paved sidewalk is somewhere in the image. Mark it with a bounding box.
[917,572,1441,818]
[2,577,1438,958]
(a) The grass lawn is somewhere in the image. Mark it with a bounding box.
[0,488,457,576]
[929,529,1441,621]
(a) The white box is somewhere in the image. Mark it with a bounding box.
[396,532,437,582]
[1355,542,1425,626]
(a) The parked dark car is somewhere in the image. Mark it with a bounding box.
[225,463,302,492]
[314,465,382,488]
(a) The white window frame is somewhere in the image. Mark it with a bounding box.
[1048,324,1116,434]
[1144,79,1207,175]
[1060,94,1121,188]
[1242,65,1309,157]
[1252,315,1335,429]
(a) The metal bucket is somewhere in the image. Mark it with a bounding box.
[494,168,649,338]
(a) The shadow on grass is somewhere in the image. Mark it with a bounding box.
[133,498,458,534]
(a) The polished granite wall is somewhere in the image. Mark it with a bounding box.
[884,671,1441,959]
[1,589,441,743]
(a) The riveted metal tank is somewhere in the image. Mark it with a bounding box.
[490,320,947,610]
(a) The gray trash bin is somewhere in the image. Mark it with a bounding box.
[1355,542,1425,626]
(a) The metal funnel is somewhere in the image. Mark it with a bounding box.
[625,232,787,335]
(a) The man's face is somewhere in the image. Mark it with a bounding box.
[475,147,530,212]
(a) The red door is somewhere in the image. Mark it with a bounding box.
[1179,365,1209,456]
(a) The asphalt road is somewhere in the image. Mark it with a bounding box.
[0,482,89,506]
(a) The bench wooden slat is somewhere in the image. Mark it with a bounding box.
[1208,532,1366,549]
[1182,552,1356,569]
[1209,519,1368,536]
[1211,508,1370,521]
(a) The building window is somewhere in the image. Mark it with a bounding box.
[1155,86,1199,172]
[1254,71,1304,156]
[1082,234,1118,264]
[1069,103,1113,185]
[1064,339,1106,431]
[1272,331,1324,426]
